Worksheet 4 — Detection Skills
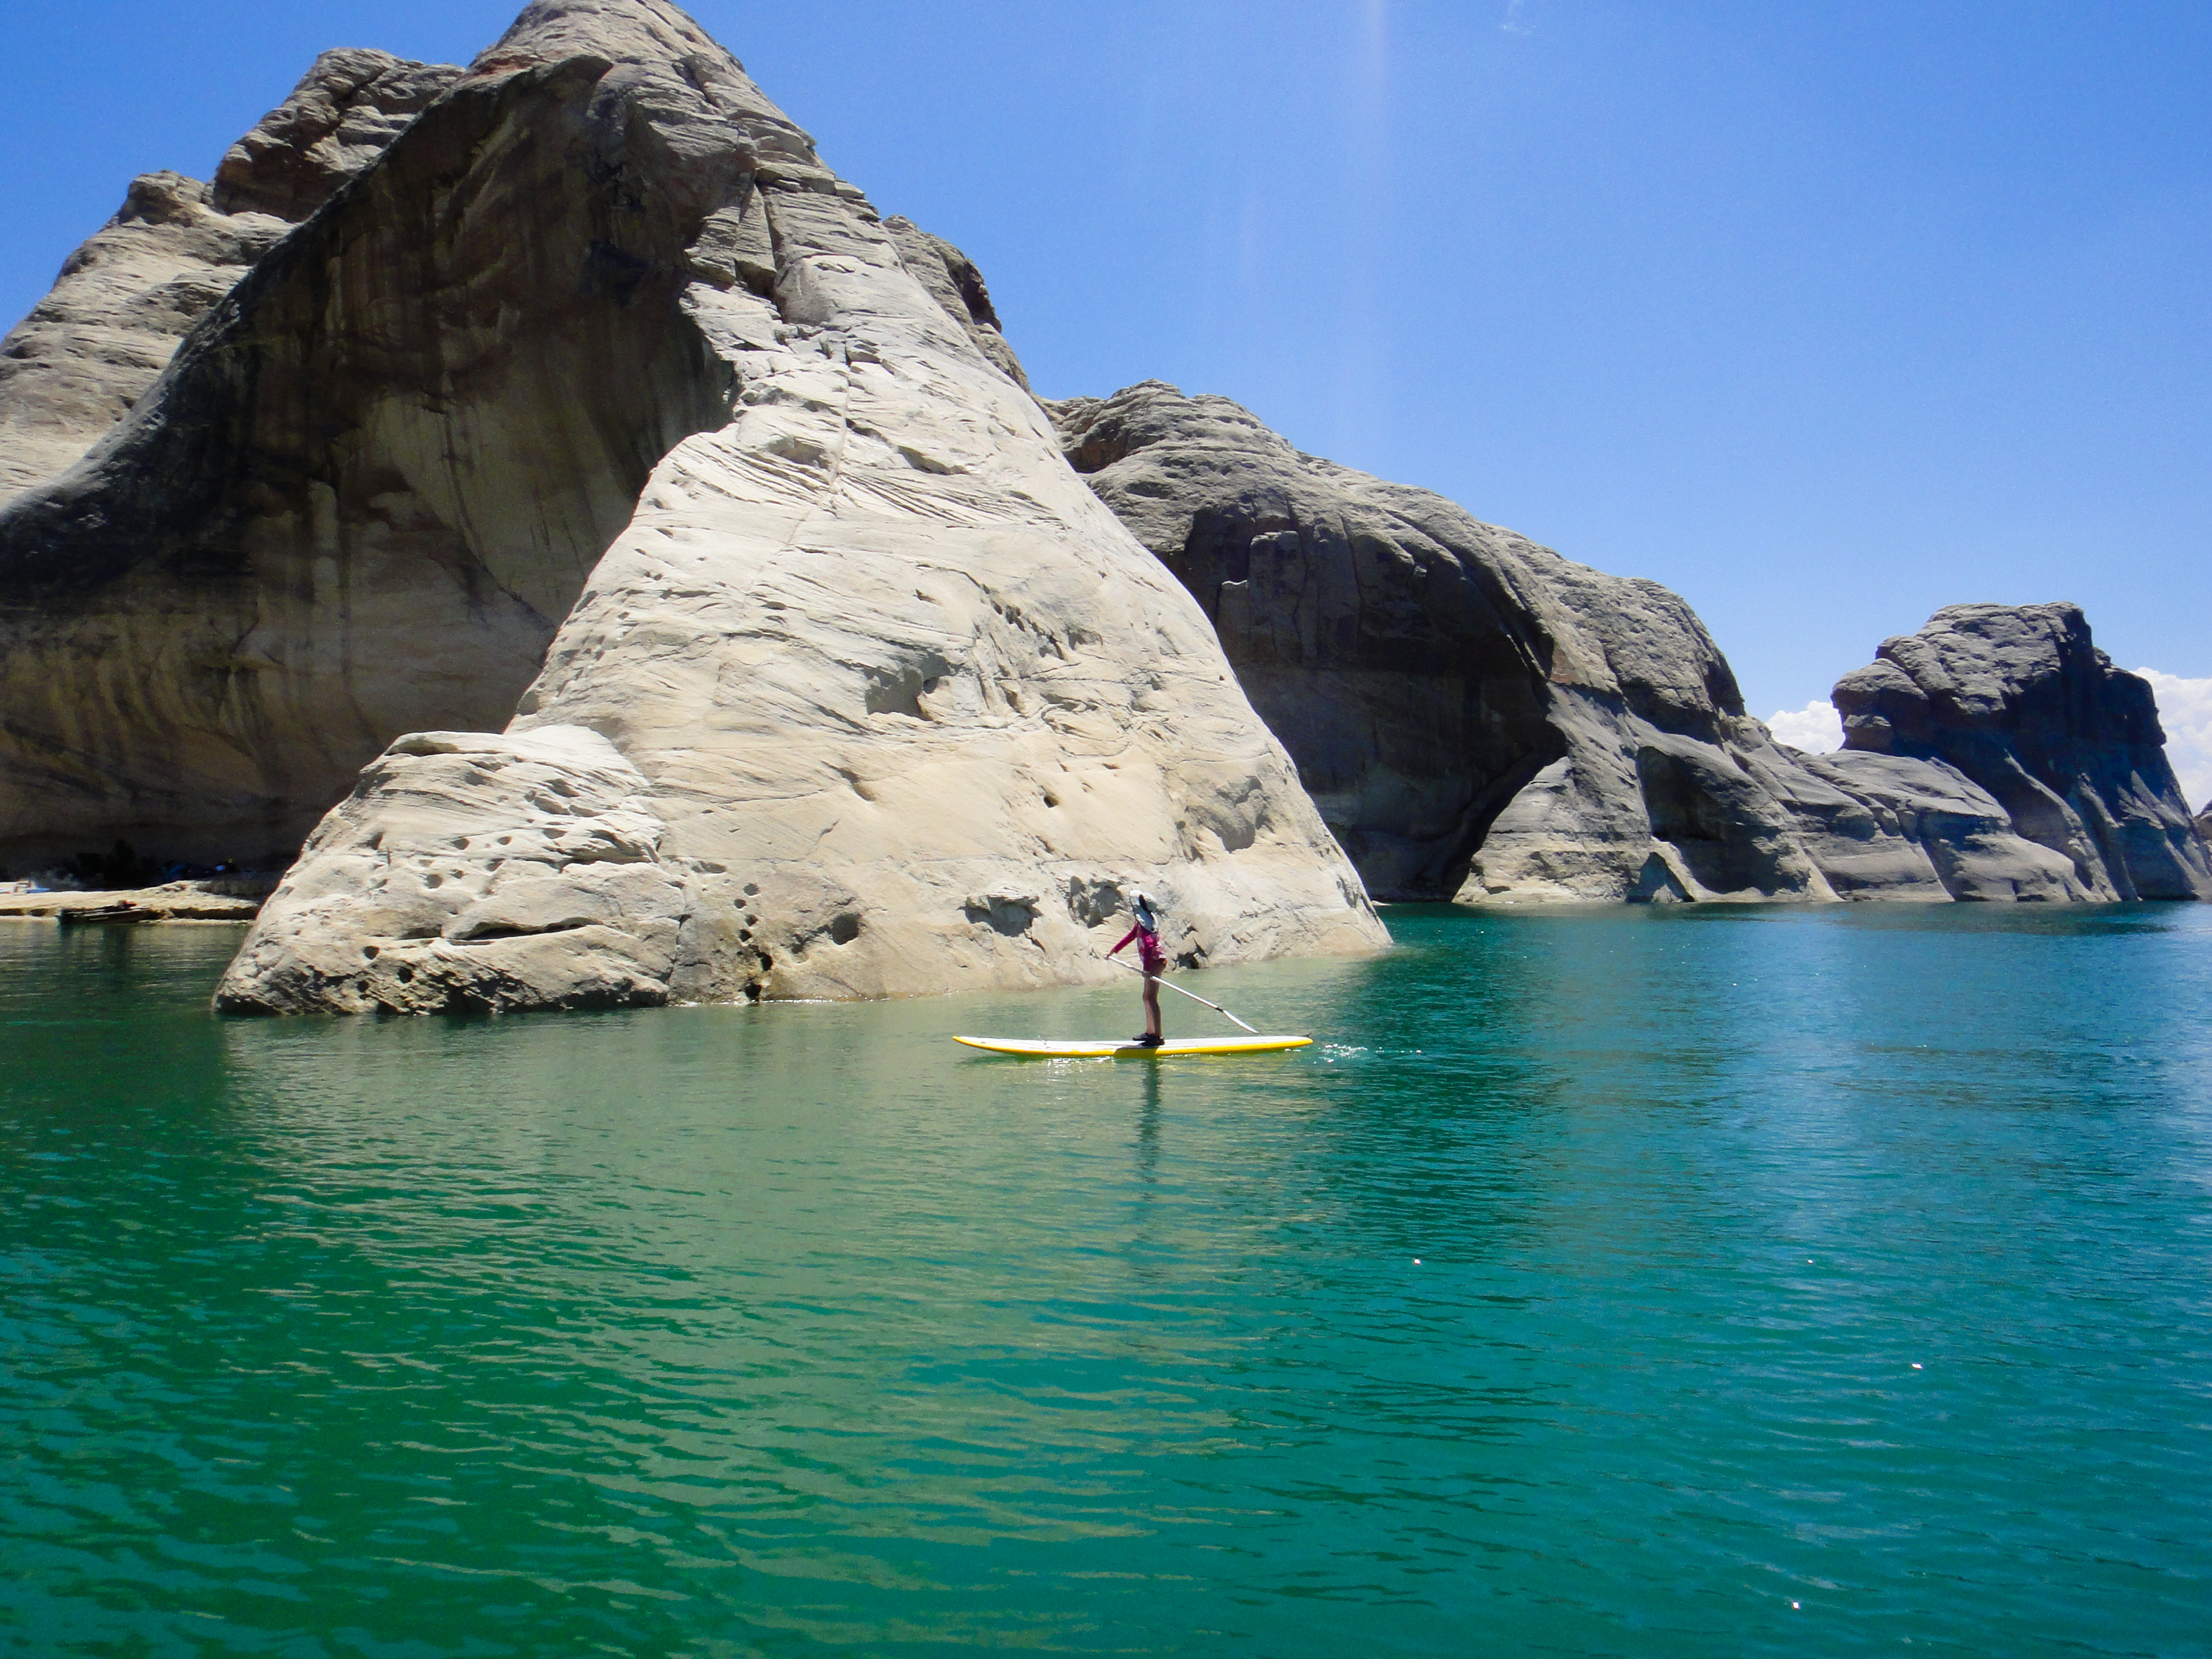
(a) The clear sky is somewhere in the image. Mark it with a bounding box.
[5,0,2208,733]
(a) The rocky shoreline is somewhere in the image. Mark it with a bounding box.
[0,881,265,923]
[1,0,2205,1011]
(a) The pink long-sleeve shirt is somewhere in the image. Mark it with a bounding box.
[1111,922,1166,974]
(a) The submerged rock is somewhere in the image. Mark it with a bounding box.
[1832,603,2212,900]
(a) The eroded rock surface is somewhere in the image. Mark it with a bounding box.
[1793,751,2088,900]
[0,174,287,500]
[1833,603,2212,900]
[212,49,465,222]
[209,0,1384,1011]
[0,21,752,870]
[1050,383,1842,903]
[0,50,461,504]
[216,728,687,1013]
[0,882,264,922]
[1051,383,2142,909]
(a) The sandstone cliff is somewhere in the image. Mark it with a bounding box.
[1832,603,2212,900]
[1050,383,2146,907]
[0,24,762,871]
[0,50,461,504]
[146,0,1381,1013]
[0,176,287,501]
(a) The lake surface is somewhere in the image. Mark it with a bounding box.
[3,904,2208,1657]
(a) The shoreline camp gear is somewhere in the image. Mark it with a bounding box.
[954,1034,1312,1058]
[1106,956,1259,1033]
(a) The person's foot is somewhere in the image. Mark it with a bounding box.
[1132,1033,1164,1047]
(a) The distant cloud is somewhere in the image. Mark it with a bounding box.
[2134,669,2212,813]
[1766,699,1843,753]
[1501,0,1533,35]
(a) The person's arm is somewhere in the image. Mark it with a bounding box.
[1110,925,1141,955]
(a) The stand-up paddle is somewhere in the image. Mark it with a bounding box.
[1103,956,1259,1033]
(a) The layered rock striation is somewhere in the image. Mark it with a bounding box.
[0,19,777,870]
[1832,603,2212,900]
[1050,383,1822,902]
[0,50,463,504]
[210,49,466,224]
[0,175,288,502]
[1052,383,2164,907]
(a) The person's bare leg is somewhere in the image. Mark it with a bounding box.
[1143,974,1162,1039]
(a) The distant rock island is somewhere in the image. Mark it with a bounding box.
[0,0,2203,1014]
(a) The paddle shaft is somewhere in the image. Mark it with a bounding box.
[1108,956,1259,1033]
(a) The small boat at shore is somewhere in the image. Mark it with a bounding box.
[57,903,157,927]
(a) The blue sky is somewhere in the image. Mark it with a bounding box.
[5,0,2208,729]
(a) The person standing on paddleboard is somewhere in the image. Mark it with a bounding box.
[1110,891,1167,1047]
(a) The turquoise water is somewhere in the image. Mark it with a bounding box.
[2,905,2208,1657]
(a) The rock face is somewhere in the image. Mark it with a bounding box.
[0,50,461,504]
[211,49,466,223]
[138,0,1381,1013]
[0,22,757,871]
[1832,603,2212,900]
[0,173,288,500]
[1050,382,1833,902]
[216,728,691,1012]
[15,0,2191,1027]
[1788,750,2086,900]
[0,882,264,923]
[1050,383,2167,908]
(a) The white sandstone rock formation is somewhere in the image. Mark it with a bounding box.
[209,0,1384,1013]
[210,49,464,224]
[0,31,749,870]
[216,728,690,1013]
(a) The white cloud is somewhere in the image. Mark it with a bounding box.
[1765,699,1843,753]
[2133,669,2212,813]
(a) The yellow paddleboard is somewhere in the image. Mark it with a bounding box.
[954,1034,1312,1058]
